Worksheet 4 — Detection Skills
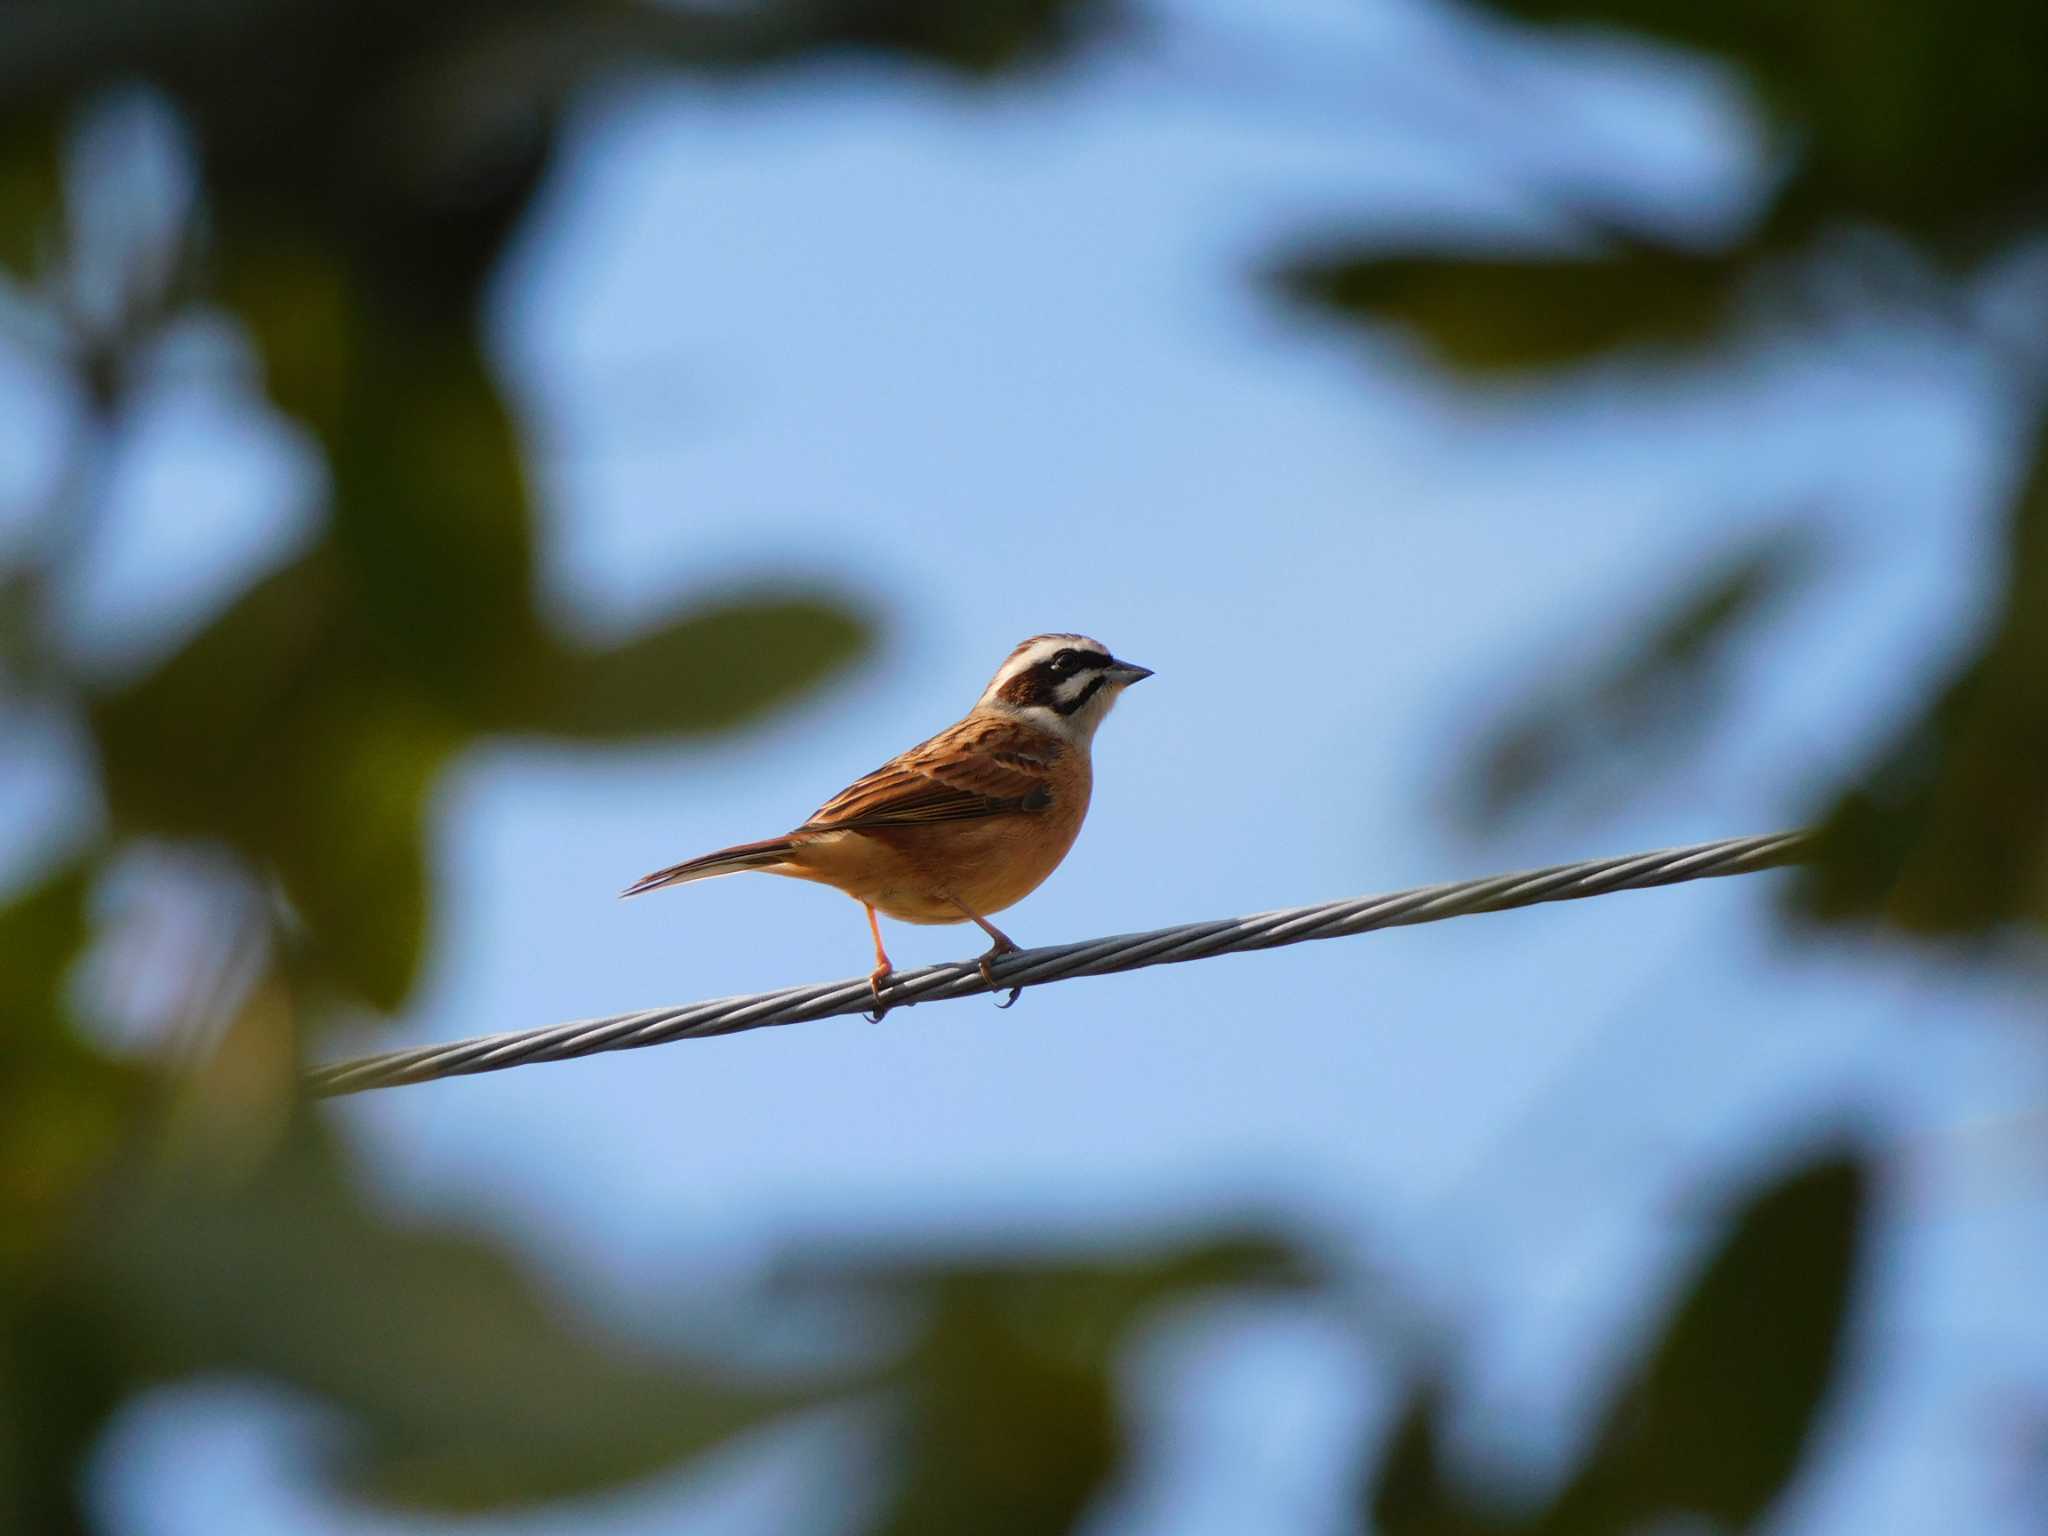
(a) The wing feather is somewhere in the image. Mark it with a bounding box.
[803,718,1060,831]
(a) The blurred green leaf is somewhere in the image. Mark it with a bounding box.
[874,1280,1119,1536]
[2,2,1181,1530]
[218,247,552,722]
[86,557,866,1011]
[0,857,137,1268]
[88,556,457,1010]
[2,1271,130,1536]
[1479,0,2048,250]
[87,554,346,839]
[0,0,1115,110]
[1272,239,1753,374]
[0,108,61,275]
[1356,1159,1865,1536]
[220,227,360,438]
[860,1235,1307,1536]
[0,857,136,1536]
[324,330,548,720]
[0,855,93,1042]
[808,0,1113,75]
[1368,1380,1507,1536]
[1475,0,1790,66]
[532,597,869,739]
[1798,427,2048,935]
[273,687,448,1010]
[1461,527,1820,826]
[76,1118,821,1511]
[1535,1155,1867,1532]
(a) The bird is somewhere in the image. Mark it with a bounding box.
[622,634,1153,1013]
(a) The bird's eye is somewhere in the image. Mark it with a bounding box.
[1050,649,1079,674]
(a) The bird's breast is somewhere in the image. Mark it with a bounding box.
[792,758,1092,924]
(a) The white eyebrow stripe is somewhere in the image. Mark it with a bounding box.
[981,633,1109,696]
[995,638,1072,681]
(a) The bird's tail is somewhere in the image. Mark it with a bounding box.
[620,836,797,898]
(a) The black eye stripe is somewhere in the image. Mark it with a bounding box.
[1040,649,1106,679]
[1052,674,1106,716]
[993,647,1112,709]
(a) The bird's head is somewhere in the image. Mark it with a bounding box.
[976,633,1153,742]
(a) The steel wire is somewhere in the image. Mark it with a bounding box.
[306,830,1810,1098]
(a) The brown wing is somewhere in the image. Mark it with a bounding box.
[803,716,1061,831]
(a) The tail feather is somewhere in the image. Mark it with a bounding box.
[621,836,796,898]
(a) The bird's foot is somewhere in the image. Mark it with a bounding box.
[866,963,894,1024]
[977,940,1022,1009]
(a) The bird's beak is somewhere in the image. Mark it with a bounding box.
[1107,659,1154,685]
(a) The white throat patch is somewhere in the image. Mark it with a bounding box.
[1018,680,1124,745]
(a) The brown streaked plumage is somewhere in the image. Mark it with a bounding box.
[623,634,1153,1008]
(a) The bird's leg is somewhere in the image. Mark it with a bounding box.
[947,897,1023,1008]
[864,903,895,1022]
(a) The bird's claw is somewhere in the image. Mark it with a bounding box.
[866,970,893,1024]
[978,943,1021,1009]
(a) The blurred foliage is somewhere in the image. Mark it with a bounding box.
[40,1114,818,1518]
[1800,423,2048,932]
[1369,1156,1867,1535]
[842,1236,1309,1535]
[1276,0,2048,943]
[1463,527,1820,824]
[1275,238,1755,376]
[0,1,1154,1530]
[0,0,1982,1531]
[1487,0,2048,250]
[1273,0,2048,1520]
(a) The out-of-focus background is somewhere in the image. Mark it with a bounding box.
[4,1,2046,1532]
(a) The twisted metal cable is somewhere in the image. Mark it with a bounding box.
[306,830,1810,1098]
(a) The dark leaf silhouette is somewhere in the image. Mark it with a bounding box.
[1368,1380,1507,1536]
[87,554,453,1010]
[1297,0,2048,947]
[1533,1155,1867,1532]
[0,0,2029,1531]
[3,0,1118,1520]
[532,598,869,740]
[804,0,1114,74]
[1797,425,2048,934]
[0,105,60,275]
[1359,1157,1867,1536]
[1484,0,2048,245]
[1462,528,1820,825]
[1274,239,1755,375]
[0,856,137,1252]
[856,1236,1308,1536]
[0,860,135,1535]
[71,1117,825,1510]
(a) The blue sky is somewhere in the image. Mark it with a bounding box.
[6,1,2045,1531]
